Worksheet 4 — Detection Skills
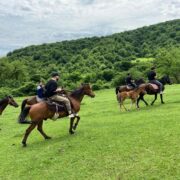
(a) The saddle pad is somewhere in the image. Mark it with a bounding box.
[46,101,66,112]
[149,83,159,90]
[127,86,133,90]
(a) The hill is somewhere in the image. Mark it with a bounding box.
[0,19,180,96]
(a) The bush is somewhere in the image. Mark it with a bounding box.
[12,82,37,96]
[112,72,127,87]
[92,84,102,90]
[102,70,114,81]
[0,88,12,98]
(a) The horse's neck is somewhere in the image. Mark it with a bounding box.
[136,79,145,85]
[136,87,144,94]
[159,77,166,85]
[70,88,85,103]
[0,99,8,114]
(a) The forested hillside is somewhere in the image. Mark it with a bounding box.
[0,19,180,97]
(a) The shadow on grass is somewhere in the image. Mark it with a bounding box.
[18,130,82,150]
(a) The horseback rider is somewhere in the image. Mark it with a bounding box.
[44,72,75,118]
[125,73,137,88]
[147,67,163,94]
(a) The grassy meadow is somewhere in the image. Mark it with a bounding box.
[0,84,180,180]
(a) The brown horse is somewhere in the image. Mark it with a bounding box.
[21,84,95,147]
[0,96,19,115]
[115,78,145,94]
[18,90,69,123]
[117,84,147,111]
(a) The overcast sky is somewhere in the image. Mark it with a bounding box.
[0,0,180,56]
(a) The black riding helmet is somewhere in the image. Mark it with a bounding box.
[51,72,59,77]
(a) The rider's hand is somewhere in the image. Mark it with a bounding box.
[55,88,62,92]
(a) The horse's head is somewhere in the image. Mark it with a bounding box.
[135,78,146,85]
[81,84,95,98]
[7,96,19,107]
[162,75,172,85]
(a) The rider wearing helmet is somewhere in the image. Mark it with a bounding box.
[147,67,163,94]
[44,72,75,118]
[125,73,137,88]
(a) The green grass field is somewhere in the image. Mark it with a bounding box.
[0,85,180,180]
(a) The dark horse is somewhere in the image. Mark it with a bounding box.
[20,84,95,147]
[0,96,19,115]
[115,78,145,94]
[137,75,172,107]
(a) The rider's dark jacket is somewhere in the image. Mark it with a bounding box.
[44,79,58,97]
[125,76,132,85]
[147,71,156,81]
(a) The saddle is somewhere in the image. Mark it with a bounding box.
[45,100,68,120]
[126,85,134,90]
[148,83,159,90]
[46,100,67,113]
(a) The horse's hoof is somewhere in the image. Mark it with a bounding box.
[69,130,75,135]
[22,142,27,147]
[45,136,51,140]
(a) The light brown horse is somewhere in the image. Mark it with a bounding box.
[18,89,69,123]
[21,84,95,147]
[0,96,19,115]
[117,84,147,111]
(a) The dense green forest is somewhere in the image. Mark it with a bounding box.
[0,19,180,97]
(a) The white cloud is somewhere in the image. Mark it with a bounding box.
[0,0,180,55]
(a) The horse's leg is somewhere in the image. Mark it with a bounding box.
[121,99,127,111]
[119,103,122,110]
[129,99,134,111]
[151,93,157,105]
[137,94,148,108]
[22,122,37,147]
[137,96,141,108]
[135,98,140,109]
[73,116,80,130]
[141,95,149,106]
[37,121,51,139]
[160,94,164,104]
[69,117,75,134]
[119,98,122,111]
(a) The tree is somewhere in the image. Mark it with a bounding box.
[156,47,180,83]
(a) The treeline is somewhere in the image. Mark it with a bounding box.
[0,19,180,97]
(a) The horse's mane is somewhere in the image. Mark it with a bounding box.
[0,97,7,106]
[70,86,84,98]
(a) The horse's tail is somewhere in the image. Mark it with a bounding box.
[115,87,119,95]
[21,99,28,112]
[116,92,121,103]
[18,106,31,124]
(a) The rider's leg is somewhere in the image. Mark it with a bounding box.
[154,80,163,94]
[50,95,74,117]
